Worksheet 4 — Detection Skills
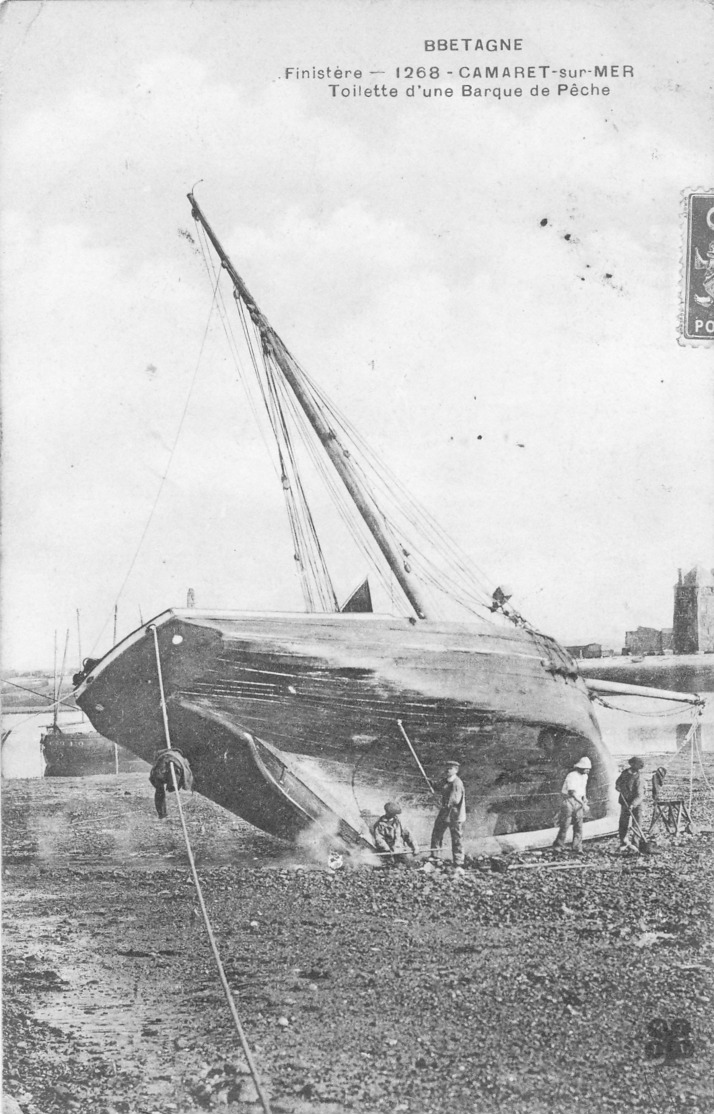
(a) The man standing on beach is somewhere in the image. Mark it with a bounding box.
[372,801,418,866]
[615,756,645,850]
[430,761,466,866]
[552,756,591,854]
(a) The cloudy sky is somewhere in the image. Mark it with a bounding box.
[2,0,713,670]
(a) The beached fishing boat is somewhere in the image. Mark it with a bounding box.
[75,193,621,855]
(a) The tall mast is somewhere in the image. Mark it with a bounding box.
[56,628,69,726]
[52,630,58,731]
[188,193,430,621]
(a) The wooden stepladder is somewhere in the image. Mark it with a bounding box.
[650,799,695,836]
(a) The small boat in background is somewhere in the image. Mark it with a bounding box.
[40,625,148,778]
[40,727,148,777]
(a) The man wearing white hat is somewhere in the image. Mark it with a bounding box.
[552,756,591,854]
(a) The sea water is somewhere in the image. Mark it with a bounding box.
[595,690,714,758]
[1,710,92,779]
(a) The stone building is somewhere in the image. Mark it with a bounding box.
[565,643,602,659]
[673,565,714,654]
[625,626,670,656]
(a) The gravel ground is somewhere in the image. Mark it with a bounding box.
[2,762,713,1114]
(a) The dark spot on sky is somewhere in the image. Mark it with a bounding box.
[564,233,572,242]
[477,435,483,440]
[604,273,613,279]
[586,264,591,269]
[580,276,585,281]
[540,218,548,227]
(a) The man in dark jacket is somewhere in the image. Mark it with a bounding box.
[430,761,466,866]
[149,748,194,819]
[372,801,418,865]
[615,756,645,850]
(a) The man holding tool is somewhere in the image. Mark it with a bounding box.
[552,756,591,854]
[615,756,646,851]
[430,761,466,866]
[372,801,418,866]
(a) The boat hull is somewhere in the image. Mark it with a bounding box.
[40,731,149,777]
[75,610,618,853]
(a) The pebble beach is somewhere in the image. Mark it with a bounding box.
[3,760,713,1114]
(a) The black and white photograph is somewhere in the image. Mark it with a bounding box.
[2,2,713,1112]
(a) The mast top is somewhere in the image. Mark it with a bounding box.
[187,192,430,621]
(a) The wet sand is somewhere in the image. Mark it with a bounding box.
[3,767,713,1114]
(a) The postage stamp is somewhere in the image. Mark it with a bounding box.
[680,189,714,345]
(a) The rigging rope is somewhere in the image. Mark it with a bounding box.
[298,365,500,607]
[89,271,223,658]
[193,217,339,612]
[188,227,500,620]
[639,705,714,826]
[591,693,701,718]
[148,626,273,1114]
[266,355,413,614]
[2,680,88,719]
[186,220,562,643]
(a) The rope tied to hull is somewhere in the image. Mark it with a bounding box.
[148,625,273,1114]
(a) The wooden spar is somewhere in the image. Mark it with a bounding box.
[76,609,83,670]
[586,677,705,706]
[76,610,86,721]
[397,718,436,795]
[55,629,70,726]
[187,192,430,621]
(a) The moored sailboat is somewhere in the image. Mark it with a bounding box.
[40,620,149,778]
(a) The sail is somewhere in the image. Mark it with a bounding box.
[340,578,373,613]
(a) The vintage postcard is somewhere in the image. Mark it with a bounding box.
[2,2,713,1112]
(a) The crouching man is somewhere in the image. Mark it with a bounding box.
[149,748,194,819]
[372,801,418,866]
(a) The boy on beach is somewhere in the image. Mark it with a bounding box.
[372,801,418,865]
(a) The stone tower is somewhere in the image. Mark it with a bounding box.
[673,565,714,653]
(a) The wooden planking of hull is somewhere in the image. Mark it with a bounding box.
[75,609,619,854]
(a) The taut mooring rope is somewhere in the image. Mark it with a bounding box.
[148,625,273,1114]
